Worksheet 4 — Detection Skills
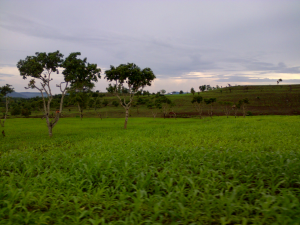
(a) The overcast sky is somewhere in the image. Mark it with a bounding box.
[1,0,300,93]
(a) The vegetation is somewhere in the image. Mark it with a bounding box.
[0,84,14,128]
[17,51,66,137]
[105,63,156,129]
[1,116,300,224]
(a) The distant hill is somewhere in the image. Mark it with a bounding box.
[7,92,46,98]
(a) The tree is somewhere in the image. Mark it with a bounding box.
[147,99,161,119]
[155,95,174,119]
[204,98,217,118]
[238,98,249,118]
[17,51,66,137]
[219,101,233,118]
[191,95,203,119]
[190,87,195,96]
[0,84,14,127]
[179,90,184,94]
[102,99,109,107]
[199,85,206,92]
[105,63,156,129]
[277,78,283,85]
[61,52,101,120]
[160,89,166,95]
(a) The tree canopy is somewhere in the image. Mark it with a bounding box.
[105,63,155,93]
[62,52,101,90]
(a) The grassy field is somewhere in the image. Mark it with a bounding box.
[1,116,300,224]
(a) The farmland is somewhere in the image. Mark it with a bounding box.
[1,116,300,224]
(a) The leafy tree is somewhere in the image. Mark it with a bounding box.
[112,100,119,107]
[238,98,250,118]
[17,51,66,137]
[191,95,203,119]
[102,99,109,107]
[0,84,14,127]
[11,106,21,116]
[133,97,148,114]
[155,95,174,119]
[179,90,184,94]
[105,63,156,129]
[62,52,101,120]
[277,78,283,85]
[21,108,31,117]
[204,98,217,118]
[199,85,206,92]
[106,84,115,94]
[147,99,161,119]
[160,89,166,95]
[219,101,233,118]
[190,87,195,96]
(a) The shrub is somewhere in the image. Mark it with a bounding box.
[246,111,253,116]
[112,100,119,107]
[21,108,31,117]
[11,106,21,116]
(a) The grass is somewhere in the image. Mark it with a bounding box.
[1,116,300,224]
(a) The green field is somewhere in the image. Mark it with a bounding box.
[1,116,300,224]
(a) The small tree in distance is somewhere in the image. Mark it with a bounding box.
[0,84,14,127]
[277,78,283,85]
[238,98,250,118]
[191,95,203,119]
[199,85,206,92]
[219,101,233,118]
[204,98,217,118]
[190,87,195,96]
[105,63,156,129]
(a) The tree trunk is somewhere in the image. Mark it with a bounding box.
[0,97,9,127]
[124,107,129,129]
[48,124,53,137]
[77,103,83,120]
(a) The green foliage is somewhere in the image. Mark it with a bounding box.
[62,52,101,90]
[199,85,207,92]
[10,106,21,116]
[204,97,217,105]
[21,108,31,117]
[190,87,195,95]
[102,99,109,107]
[112,100,119,107]
[105,63,156,92]
[1,117,300,224]
[191,95,203,104]
[17,51,63,80]
[0,84,14,96]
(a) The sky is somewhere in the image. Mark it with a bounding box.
[0,0,300,94]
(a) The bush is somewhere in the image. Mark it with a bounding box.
[11,106,21,116]
[102,99,109,107]
[246,111,253,116]
[112,100,119,107]
[21,108,31,117]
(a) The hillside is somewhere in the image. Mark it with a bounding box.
[1,84,300,118]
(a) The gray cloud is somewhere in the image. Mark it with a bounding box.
[0,0,300,92]
[0,73,14,77]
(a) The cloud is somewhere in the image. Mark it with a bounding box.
[0,73,14,77]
